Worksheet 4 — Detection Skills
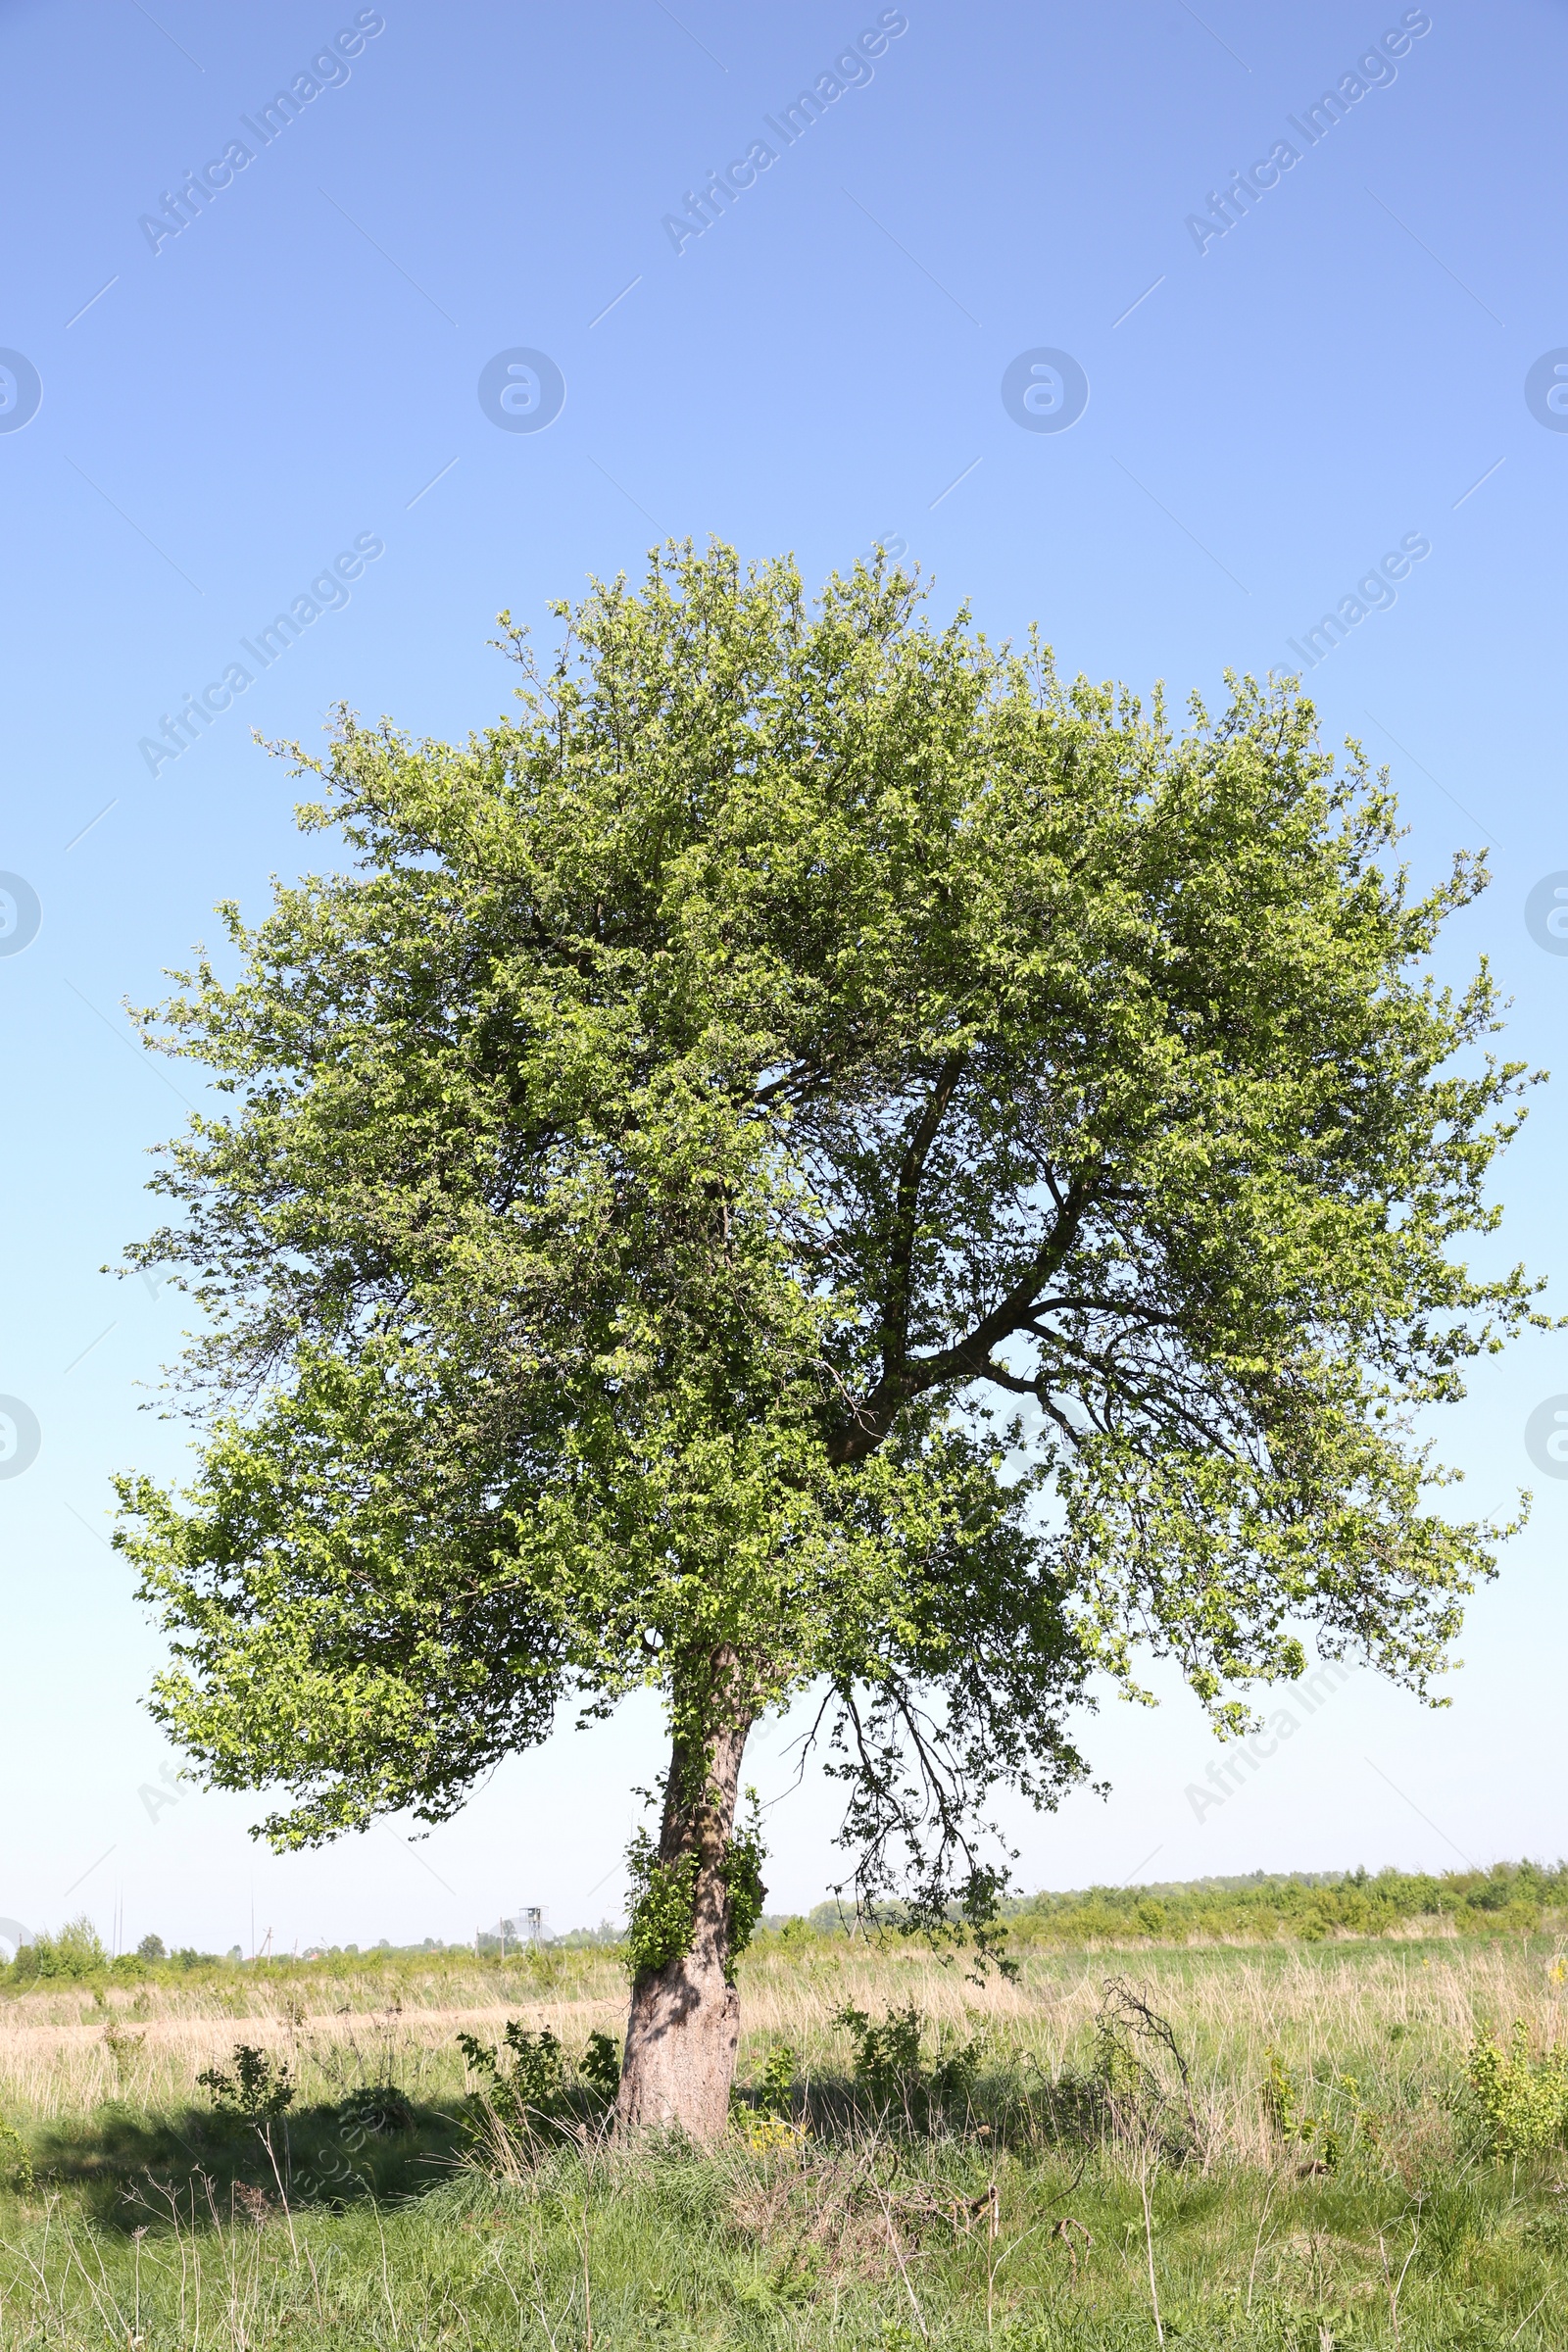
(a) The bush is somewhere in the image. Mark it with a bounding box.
[1469,2022,1568,2160]
[197,2045,296,2120]
[1261,2044,1361,2174]
[458,2022,619,2141]
[834,2003,981,2127]
[1005,1860,1568,1950]
[0,2111,31,2192]
[758,2043,797,2120]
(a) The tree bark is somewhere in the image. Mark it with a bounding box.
[615,1660,752,2141]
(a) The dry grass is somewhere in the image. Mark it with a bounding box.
[6,1931,1561,2154]
[737,1930,1568,2163]
[0,1975,625,2124]
[1,1933,1566,2345]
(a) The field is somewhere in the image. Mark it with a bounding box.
[3,1900,1568,2348]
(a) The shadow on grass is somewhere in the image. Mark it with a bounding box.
[33,2098,468,2230]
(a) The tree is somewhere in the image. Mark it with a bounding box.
[115,544,1538,2137]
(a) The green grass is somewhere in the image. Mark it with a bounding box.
[2,2097,1567,2347]
[5,1913,1568,2345]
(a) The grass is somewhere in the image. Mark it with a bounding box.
[3,1914,1568,2345]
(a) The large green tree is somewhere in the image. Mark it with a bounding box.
[117,545,1536,2135]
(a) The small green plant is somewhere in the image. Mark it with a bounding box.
[839,2002,923,2107]
[735,2047,806,2152]
[758,2043,797,2120]
[1261,2046,1361,2173]
[580,2032,622,2103]
[1469,2021,1568,2160]
[459,2022,617,2138]
[0,2111,32,2192]
[197,2044,295,2119]
[102,2018,146,2088]
[835,2003,981,2126]
[1262,2045,1297,2139]
[459,2022,566,2125]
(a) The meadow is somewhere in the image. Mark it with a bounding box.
[2,1873,1567,2348]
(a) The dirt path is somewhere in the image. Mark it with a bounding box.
[0,1997,620,2060]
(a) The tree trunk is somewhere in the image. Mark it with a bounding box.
[615,1663,752,2141]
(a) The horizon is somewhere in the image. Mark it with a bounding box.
[10,1854,1568,1965]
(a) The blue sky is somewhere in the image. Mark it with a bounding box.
[1,0,1565,1956]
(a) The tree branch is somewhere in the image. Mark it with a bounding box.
[879,1050,967,1377]
[827,1173,1094,1464]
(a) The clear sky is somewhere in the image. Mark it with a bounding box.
[1,0,1564,1958]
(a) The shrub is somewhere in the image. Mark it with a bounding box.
[0,2111,32,2192]
[1262,2045,1345,2173]
[732,2046,806,2152]
[1004,1860,1568,1950]
[1469,2022,1568,2160]
[102,2019,146,2088]
[835,2003,981,2127]
[458,2022,618,2139]
[758,2043,797,2120]
[197,2045,296,2120]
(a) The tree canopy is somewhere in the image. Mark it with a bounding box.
[116,543,1536,1963]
